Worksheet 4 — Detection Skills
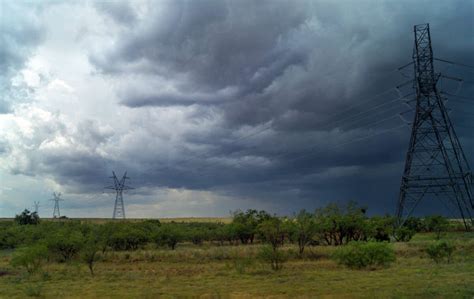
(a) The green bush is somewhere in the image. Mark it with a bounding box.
[393,226,416,242]
[153,225,184,250]
[46,229,84,262]
[423,215,449,239]
[108,226,149,251]
[24,283,43,297]
[230,256,255,274]
[81,232,102,276]
[258,245,287,271]
[404,217,424,232]
[232,209,271,244]
[314,202,370,246]
[187,228,208,245]
[15,209,40,225]
[426,241,455,263]
[289,210,317,254]
[368,216,394,242]
[11,244,49,274]
[257,217,286,250]
[332,242,396,269]
[211,224,237,245]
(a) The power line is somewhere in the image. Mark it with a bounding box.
[315,88,397,123]
[441,92,474,101]
[274,124,408,169]
[315,93,410,130]
[435,58,474,70]
[190,100,409,178]
[148,87,404,176]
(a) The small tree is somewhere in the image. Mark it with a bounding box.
[291,210,317,254]
[46,230,84,262]
[11,244,48,274]
[368,216,394,242]
[232,209,271,244]
[257,217,285,250]
[257,217,288,271]
[423,215,449,240]
[332,242,395,269]
[154,225,184,250]
[81,236,101,276]
[426,241,455,264]
[14,209,40,225]
[393,226,416,242]
[258,245,287,271]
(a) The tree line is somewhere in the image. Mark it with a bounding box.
[0,202,457,273]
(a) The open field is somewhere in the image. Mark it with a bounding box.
[1,231,473,298]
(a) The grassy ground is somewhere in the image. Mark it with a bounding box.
[0,232,473,298]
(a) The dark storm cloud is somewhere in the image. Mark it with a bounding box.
[88,0,474,214]
[3,0,471,216]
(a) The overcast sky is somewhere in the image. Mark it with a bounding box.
[0,0,473,218]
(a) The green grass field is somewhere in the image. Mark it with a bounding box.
[1,231,473,298]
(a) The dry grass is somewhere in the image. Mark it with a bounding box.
[0,232,473,298]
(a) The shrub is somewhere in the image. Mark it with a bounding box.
[232,209,271,244]
[24,283,43,297]
[231,256,255,274]
[46,230,84,262]
[426,241,455,264]
[11,244,48,274]
[314,202,369,246]
[187,228,208,245]
[423,215,449,240]
[393,226,416,242]
[258,245,287,271]
[211,224,237,245]
[153,225,184,250]
[108,226,149,251]
[257,217,286,250]
[367,216,395,242]
[81,233,102,276]
[332,242,395,269]
[15,210,40,225]
[290,210,317,254]
[404,217,424,232]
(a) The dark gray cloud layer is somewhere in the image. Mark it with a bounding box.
[2,0,473,216]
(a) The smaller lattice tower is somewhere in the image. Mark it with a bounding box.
[105,171,133,219]
[51,192,63,218]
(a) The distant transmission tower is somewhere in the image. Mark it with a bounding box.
[51,192,63,218]
[33,201,40,214]
[396,24,473,229]
[105,171,133,219]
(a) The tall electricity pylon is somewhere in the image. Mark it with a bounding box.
[105,171,133,219]
[396,23,473,230]
[51,192,63,218]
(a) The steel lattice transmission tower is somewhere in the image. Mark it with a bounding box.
[105,171,133,219]
[51,192,63,218]
[396,24,473,229]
